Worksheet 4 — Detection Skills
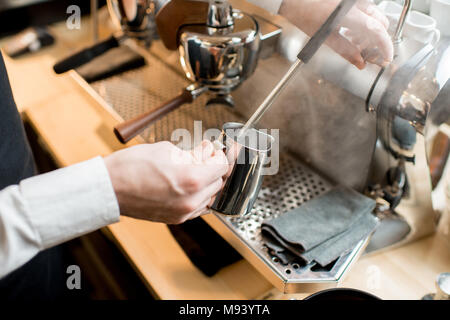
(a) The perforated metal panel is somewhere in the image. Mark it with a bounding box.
[84,46,369,293]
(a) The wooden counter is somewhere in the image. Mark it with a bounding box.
[2,16,449,300]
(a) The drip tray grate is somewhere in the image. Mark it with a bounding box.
[82,45,369,293]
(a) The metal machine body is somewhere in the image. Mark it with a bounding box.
[107,0,158,45]
[227,0,449,253]
[365,38,449,252]
[178,12,260,94]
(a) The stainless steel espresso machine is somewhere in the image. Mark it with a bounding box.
[78,0,449,293]
[202,0,449,291]
[228,0,450,254]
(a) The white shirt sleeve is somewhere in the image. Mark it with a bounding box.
[0,156,120,278]
[246,0,284,14]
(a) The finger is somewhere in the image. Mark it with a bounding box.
[203,148,229,169]
[190,179,223,213]
[225,141,241,166]
[196,178,223,202]
[207,178,225,208]
[187,198,212,220]
[191,140,210,163]
[326,32,366,69]
[356,0,390,30]
[340,9,393,65]
[122,0,137,21]
[165,142,195,166]
[207,179,225,207]
[209,147,228,164]
[187,161,227,190]
[174,201,209,224]
[181,178,223,216]
[340,28,389,66]
[339,27,368,48]
[202,140,215,160]
[208,195,216,208]
[361,47,386,67]
[365,16,394,64]
[191,142,203,162]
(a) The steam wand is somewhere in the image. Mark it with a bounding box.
[239,0,358,138]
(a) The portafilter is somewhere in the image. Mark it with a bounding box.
[53,0,158,74]
[113,0,261,144]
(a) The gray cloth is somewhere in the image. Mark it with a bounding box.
[261,186,378,266]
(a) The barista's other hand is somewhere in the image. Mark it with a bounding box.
[279,0,393,69]
[104,140,228,224]
[122,0,138,21]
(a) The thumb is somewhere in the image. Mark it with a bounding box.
[326,31,366,70]
[192,140,213,162]
[201,140,215,161]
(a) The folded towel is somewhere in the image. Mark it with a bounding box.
[262,186,378,267]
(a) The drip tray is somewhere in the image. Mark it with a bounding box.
[76,44,370,293]
[203,154,369,293]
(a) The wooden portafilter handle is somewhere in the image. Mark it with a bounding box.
[113,89,194,144]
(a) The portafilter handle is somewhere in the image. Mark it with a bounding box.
[113,84,207,144]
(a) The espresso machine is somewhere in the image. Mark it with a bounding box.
[76,0,449,293]
[226,0,450,254]
[203,0,449,291]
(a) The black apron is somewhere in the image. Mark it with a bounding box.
[0,53,67,300]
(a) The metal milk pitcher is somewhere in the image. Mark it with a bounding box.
[211,122,274,217]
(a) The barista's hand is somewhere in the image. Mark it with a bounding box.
[104,140,228,224]
[279,0,394,69]
[122,0,137,21]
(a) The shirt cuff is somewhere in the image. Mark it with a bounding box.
[247,0,283,14]
[19,156,120,249]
